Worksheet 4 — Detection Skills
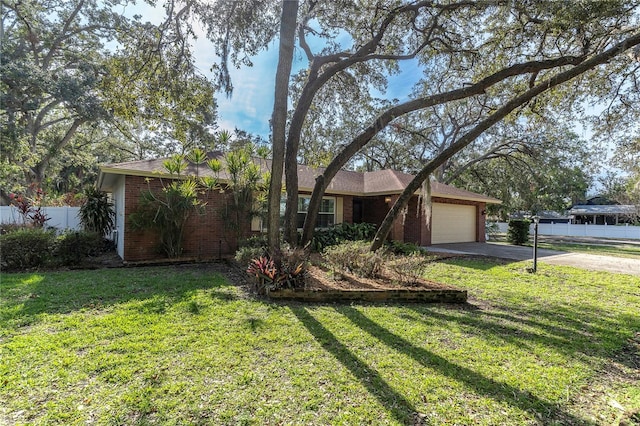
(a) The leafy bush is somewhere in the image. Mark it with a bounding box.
[79,187,115,236]
[311,222,377,251]
[235,246,266,266]
[387,252,435,285]
[385,240,422,255]
[507,219,530,245]
[0,223,23,235]
[235,235,268,266]
[0,228,55,270]
[54,231,105,266]
[323,240,386,278]
[129,179,203,258]
[239,235,268,248]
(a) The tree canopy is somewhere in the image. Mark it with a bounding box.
[189,0,640,250]
[0,0,218,202]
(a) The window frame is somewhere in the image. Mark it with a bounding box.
[297,195,335,229]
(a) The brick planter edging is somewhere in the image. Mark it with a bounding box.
[267,288,467,303]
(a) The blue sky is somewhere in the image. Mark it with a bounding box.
[187,18,423,139]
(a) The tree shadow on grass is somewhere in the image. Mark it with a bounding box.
[408,294,640,371]
[336,305,593,425]
[289,306,419,425]
[0,265,234,327]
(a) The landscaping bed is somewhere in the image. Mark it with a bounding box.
[268,263,467,303]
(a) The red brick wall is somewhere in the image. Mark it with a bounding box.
[361,195,409,242]
[403,196,424,246]
[123,176,240,261]
[362,196,389,225]
[476,202,487,243]
[360,195,487,246]
[341,195,353,224]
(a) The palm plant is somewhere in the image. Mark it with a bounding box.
[79,187,115,236]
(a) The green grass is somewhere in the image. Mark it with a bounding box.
[490,233,640,259]
[1,261,639,425]
[534,241,640,259]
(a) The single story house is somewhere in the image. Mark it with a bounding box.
[569,204,638,225]
[97,152,501,261]
[510,210,572,224]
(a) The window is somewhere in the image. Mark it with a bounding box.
[248,195,339,232]
[279,196,336,229]
[297,196,335,228]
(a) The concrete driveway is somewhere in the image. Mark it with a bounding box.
[428,242,640,277]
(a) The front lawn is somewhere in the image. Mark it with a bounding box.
[1,260,638,425]
[534,241,640,259]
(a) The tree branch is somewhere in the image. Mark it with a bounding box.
[369,31,640,250]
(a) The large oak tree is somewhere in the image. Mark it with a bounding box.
[0,0,217,202]
[191,1,640,250]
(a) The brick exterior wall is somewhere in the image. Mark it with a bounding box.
[341,195,354,224]
[361,195,487,246]
[361,195,405,242]
[361,196,389,226]
[121,174,488,261]
[403,196,427,246]
[123,175,240,261]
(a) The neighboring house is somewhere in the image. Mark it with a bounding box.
[510,210,572,224]
[569,204,638,225]
[97,153,501,261]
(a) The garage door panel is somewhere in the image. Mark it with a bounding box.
[432,203,476,244]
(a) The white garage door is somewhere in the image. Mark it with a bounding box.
[431,203,476,244]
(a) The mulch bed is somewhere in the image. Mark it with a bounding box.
[267,257,468,303]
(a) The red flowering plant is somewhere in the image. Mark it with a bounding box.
[246,247,307,294]
[247,256,277,294]
[9,187,50,228]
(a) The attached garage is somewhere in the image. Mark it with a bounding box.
[431,202,477,244]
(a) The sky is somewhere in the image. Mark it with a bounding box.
[184,12,423,139]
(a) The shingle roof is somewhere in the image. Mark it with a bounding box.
[98,152,501,204]
[569,205,637,215]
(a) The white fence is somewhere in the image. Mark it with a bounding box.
[495,222,640,240]
[0,206,82,232]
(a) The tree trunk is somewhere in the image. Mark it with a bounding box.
[267,0,298,252]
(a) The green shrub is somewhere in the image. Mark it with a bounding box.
[311,222,377,251]
[239,235,268,248]
[0,223,23,235]
[387,252,435,285]
[235,246,267,266]
[0,228,55,270]
[54,231,105,266]
[507,219,530,245]
[235,235,268,266]
[79,187,115,236]
[385,240,422,255]
[324,240,386,278]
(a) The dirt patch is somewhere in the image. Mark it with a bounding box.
[265,254,467,303]
[304,263,459,292]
